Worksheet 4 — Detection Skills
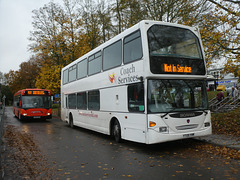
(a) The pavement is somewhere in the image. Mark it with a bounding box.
[0,107,239,151]
[0,107,4,179]
[195,134,240,151]
[0,107,4,145]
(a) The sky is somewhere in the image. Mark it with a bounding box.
[0,0,62,74]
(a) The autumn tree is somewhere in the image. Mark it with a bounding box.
[206,0,240,81]
[112,0,124,33]
[0,84,13,106]
[79,0,102,49]
[27,0,240,96]
[112,0,144,33]
[4,58,40,94]
[0,72,12,105]
[30,0,90,94]
[35,64,62,95]
[30,2,63,65]
[97,0,113,42]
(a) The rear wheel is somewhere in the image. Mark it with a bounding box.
[69,114,74,128]
[113,120,121,143]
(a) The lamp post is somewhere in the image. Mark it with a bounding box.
[0,83,1,102]
[2,95,6,107]
[0,83,2,110]
[213,71,219,91]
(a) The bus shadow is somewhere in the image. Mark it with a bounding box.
[65,123,202,155]
[15,116,52,124]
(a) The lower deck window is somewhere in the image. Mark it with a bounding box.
[77,92,87,110]
[88,90,100,110]
[68,94,76,109]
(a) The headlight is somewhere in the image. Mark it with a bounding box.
[159,126,168,133]
[204,122,210,127]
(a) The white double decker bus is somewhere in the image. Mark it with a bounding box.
[61,20,212,144]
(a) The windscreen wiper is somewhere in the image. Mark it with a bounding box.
[161,108,177,118]
[191,108,209,115]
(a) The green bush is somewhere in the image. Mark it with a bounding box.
[52,103,60,109]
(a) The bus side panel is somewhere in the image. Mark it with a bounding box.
[101,86,128,112]
[13,106,19,118]
[72,110,111,135]
[101,86,147,143]
[120,113,147,143]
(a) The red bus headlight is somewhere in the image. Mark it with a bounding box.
[21,109,27,116]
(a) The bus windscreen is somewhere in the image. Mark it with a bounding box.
[22,96,51,109]
[148,79,208,113]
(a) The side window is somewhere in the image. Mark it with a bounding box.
[88,90,100,110]
[88,51,102,76]
[103,40,122,71]
[13,96,15,106]
[77,92,87,110]
[14,95,21,107]
[63,69,69,84]
[77,58,87,79]
[69,65,77,82]
[68,94,76,109]
[124,30,143,64]
[128,83,144,112]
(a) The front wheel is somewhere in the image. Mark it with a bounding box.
[113,120,121,143]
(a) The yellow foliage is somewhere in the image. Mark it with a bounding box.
[35,64,63,95]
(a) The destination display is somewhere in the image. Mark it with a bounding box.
[150,56,206,75]
[164,63,192,73]
[25,90,49,95]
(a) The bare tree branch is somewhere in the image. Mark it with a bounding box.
[207,0,238,16]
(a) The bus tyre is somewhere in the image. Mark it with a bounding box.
[113,120,121,143]
[69,114,74,128]
[19,114,22,121]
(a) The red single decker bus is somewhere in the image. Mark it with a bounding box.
[13,89,52,120]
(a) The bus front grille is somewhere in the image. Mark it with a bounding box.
[176,124,198,130]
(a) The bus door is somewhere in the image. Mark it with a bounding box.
[125,82,147,143]
[61,93,69,121]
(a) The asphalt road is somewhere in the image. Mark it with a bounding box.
[1,106,240,179]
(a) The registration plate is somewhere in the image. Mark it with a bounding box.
[34,116,41,119]
[183,133,194,138]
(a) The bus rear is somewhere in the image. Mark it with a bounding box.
[13,89,52,120]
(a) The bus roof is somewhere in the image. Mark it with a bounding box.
[62,20,199,71]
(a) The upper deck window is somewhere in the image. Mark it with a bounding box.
[124,30,143,64]
[148,25,202,59]
[148,25,205,75]
[88,51,102,76]
[103,40,122,71]
[77,58,87,79]
[69,65,77,82]
[63,69,69,84]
